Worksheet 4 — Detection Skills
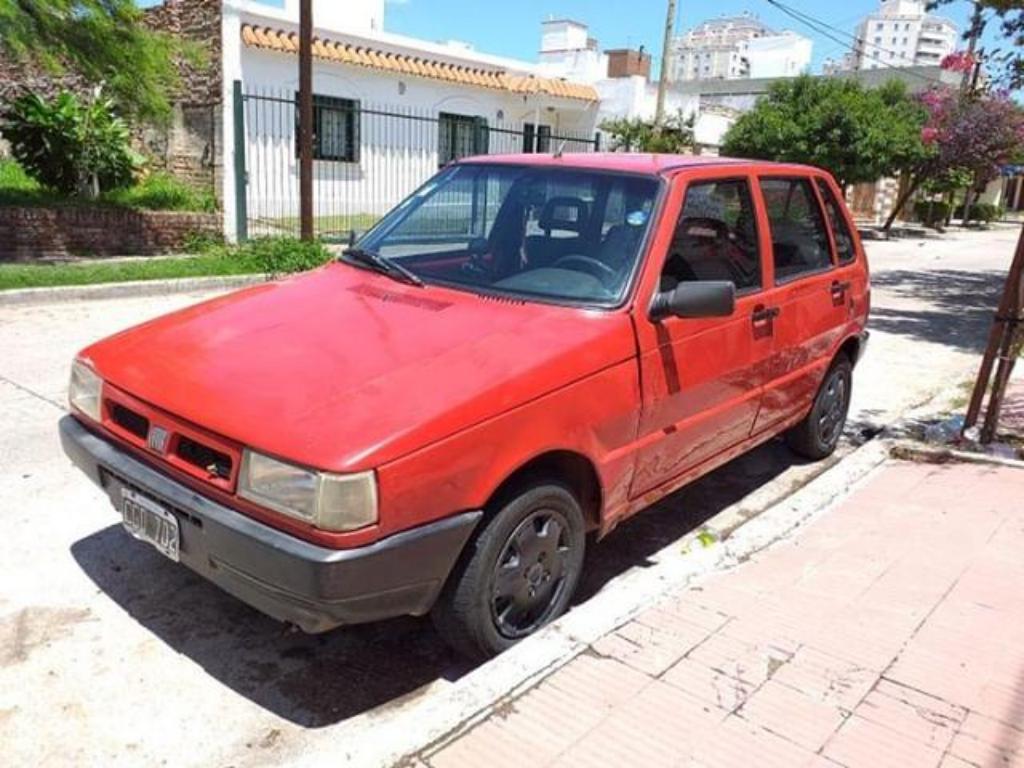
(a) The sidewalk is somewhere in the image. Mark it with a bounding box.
[420,460,1024,768]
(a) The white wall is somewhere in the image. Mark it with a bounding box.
[235,47,598,229]
[747,33,812,78]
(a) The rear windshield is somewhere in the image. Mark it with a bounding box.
[356,164,661,306]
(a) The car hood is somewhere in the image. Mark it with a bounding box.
[83,263,636,471]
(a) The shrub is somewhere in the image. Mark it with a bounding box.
[967,202,1005,224]
[914,199,951,228]
[231,237,332,275]
[1,91,141,196]
[102,172,216,212]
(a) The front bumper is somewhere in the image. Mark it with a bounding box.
[60,415,481,632]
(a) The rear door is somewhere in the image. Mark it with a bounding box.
[814,175,870,330]
[630,171,774,497]
[752,174,847,433]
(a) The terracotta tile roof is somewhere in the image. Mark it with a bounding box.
[240,24,598,102]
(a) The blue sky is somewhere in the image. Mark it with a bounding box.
[141,0,1003,76]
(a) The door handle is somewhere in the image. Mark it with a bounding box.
[752,305,780,325]
[830,280,852,296]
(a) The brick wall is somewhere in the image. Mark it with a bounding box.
[607,49,652,80]
[0,206,221,261]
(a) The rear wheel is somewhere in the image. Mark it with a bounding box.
[431,480,586,660]
[786,356,853,460]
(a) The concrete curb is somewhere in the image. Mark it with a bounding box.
[283,438,892,768]
[0,273,270,306]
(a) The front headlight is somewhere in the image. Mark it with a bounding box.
[238,449,378,532]
[69,359,103,421]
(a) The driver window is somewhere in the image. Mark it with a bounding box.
[662,179,761,293]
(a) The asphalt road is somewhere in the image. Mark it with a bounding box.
[0,225,1017,766]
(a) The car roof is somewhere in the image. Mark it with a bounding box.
[455,152,823,177]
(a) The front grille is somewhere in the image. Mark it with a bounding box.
[110,403,149,440]
[176,436,233,480]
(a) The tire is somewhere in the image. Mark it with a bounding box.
[431,480,586,660]
[785,355,853,460]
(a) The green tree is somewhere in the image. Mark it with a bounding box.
[600,111,696,154]
[2,91,141,197]
[721,75,928,190]
[0,0,184,123]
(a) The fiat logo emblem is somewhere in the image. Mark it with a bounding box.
[147,425,170,454]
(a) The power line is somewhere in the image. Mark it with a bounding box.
[760,0,949,86]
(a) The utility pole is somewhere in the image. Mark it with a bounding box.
[298,0,314,241]
[654,0,678,127]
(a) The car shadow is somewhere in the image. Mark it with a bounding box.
[868,268,1005,353]
[71,437,812,729]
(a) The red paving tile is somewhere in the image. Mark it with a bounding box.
[662,657,757,713]
[424,461,1024,768]
[737,679,849,751]
[948,710,1024,767]
[823,713,945,768]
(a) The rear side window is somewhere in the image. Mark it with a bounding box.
[662,179,761,293]
[759,178,833,281]
[815,179,857,264]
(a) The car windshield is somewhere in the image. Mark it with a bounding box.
[354,164,661,306]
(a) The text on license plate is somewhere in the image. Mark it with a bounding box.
[121,487,180,562]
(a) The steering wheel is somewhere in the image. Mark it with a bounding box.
[551,254,618,283]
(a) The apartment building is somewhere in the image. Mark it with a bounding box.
[669,13,811,82]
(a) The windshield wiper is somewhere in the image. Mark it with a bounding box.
[342,247,424,287]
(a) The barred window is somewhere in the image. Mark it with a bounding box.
[439,112,489,165]
[295,94,360,163]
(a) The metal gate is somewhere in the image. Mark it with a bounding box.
[232,81,600,242]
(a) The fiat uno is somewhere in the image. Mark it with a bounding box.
[61,154,869,659]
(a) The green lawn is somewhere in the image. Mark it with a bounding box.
[0,237,333,292]
[249,212,381,239]
[0,254,260,291]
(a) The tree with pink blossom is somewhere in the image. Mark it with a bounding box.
[884,86,1024,231]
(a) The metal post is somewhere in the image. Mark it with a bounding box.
[232,80,248,242]
[298,0,314,241]
[654,0,678,127]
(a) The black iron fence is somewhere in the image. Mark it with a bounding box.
[233,82,600,242]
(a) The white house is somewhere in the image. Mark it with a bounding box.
[210,0,602,239]
[146,1,749,241]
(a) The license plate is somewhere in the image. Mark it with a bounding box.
[121,488,180,562]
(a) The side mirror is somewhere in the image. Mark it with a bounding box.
[650,280,736,321]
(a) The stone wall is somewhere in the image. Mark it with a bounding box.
[0,206,221,261]
[142,0,225,202]
[0,0,225,201]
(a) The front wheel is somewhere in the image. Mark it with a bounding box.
[431,481,586,660]
[786,356,853,460]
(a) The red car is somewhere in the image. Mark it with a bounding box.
[61,154,869,658]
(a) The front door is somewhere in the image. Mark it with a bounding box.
[630,174,774,497]
[752,175,847,433]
